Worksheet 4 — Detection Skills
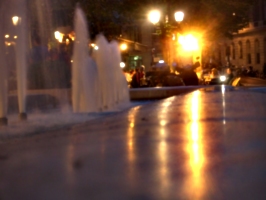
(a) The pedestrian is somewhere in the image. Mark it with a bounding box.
[192,56,201,70]
[29,36,49,64]
[139,65,146,86]
[130,67,141,88]
[179,64,199,86]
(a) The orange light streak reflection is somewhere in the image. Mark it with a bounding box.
[156,98,175,197]
[126,106,140,182]
[183,91,206,199]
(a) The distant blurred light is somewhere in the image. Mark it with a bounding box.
[120,62,126,68]
[94,46,99,50]
[172,34,176,40]
[120,43,127,51]
[159,60,164,63]
[14,36,17,39]
[5,42,11,46]
[5,35,9,38]
[220,75,226,82]
[54,31,64,43]
[12,16,20,26]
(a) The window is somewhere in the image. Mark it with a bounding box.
[225,45,230,64]
[239,41,243,59]
[255,39,260,64]
[231,43,235,60]
[246,40,251,64]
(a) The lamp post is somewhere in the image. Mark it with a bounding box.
[148,10,184,72]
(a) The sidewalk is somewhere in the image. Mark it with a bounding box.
[1,86,266,200]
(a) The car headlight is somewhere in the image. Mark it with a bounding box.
[219,75,226,82]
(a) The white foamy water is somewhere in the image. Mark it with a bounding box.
[72,6,100,113]
[72,7,129,113]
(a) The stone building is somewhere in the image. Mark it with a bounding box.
[211,0,266,72]
[116,21,153,72]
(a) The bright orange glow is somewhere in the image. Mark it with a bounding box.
[120,43,127,51]
[178,34,199,51]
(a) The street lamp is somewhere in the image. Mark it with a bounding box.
[174,11,184,22]
[120,43,127,51]
[148,9,184,71]
[148,10,161,24]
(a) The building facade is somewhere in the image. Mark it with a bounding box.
[116,20,154,72]
[210,0,266,72]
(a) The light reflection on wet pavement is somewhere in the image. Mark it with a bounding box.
[1,86,266,200]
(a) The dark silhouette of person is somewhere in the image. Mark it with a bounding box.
[130,67,141,88]
[246,66,256,77]
[29,36,49,64]
[193,56,201,70]
[176,64,199,86]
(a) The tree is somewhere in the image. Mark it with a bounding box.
[68,0,139,40]
[185,0,254,40]
[131,0,254,40]
[26,0,254,42]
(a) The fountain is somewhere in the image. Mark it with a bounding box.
[72,6,129,113]
[0,3,8,125]
[0,0,28,125]
[109,40,130,104]
[71,6,99,113]
[14,1,27,120]
[0,2,130,126]
[0,31,8,125]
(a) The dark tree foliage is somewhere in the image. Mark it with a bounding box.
[26,0,255,41]
[68,0,140,40]
[131,0,254,40]
[187,0,254,40]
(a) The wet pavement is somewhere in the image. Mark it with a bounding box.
[1,86,266,200]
